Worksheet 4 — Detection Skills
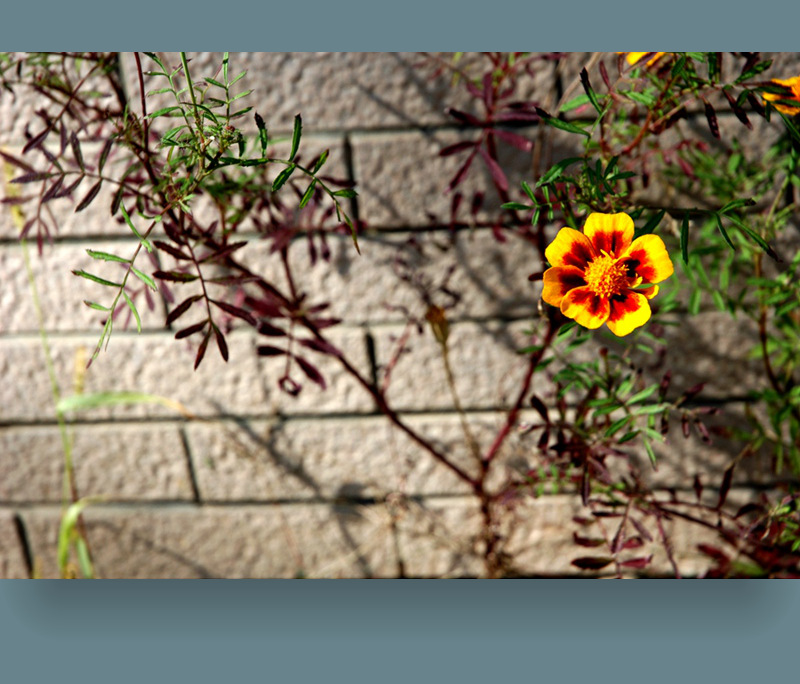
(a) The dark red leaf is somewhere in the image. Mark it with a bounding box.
[258,321,286,337]
[717,462,735,509]
[257,345,286,357]
[75,181,102,212]
[724,89,752,129]
[194,330,211,369]
[311,317,342,329]
[619,555,653,569]
[211,299,257,327]
[439,141,477,157]
[599,61,611,90]
[493,129,533,151]
[70,132,84,171]
[154,240,191,261]
[494,110,540,123]
[22,127,49,154]
[697,544,729,564]
[298,337,341,356]
[0,149,36,174]
[199,241,248,263]
[478,146,508,193]
[703,100,720,139]
[175,320,208,339]
[530,394,549,423]
[445,107,482,127]
[735,503,763,518]
[447,151,475,192]
[166,295,202,326]
[622,536,645,550]
[213,325,229,362]
[42,176,65,202]
[11,171,56,184]
[154,270,198,283]
[295,355,327,390]
[573,533,605,548]
[571,556,614,570]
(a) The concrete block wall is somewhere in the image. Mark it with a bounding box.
[1,52,798,577]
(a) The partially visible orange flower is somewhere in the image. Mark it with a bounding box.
[762,76,800,115]
[542,213,674,337]
[618,52,666,67]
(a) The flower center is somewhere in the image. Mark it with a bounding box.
[583,254,629,298]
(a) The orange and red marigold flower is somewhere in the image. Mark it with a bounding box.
[542,212,674,337]
[763,75,800,116]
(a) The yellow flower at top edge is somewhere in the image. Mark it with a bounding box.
[763,76,800,116]
[618,52,666,67]
[541,213,674,337]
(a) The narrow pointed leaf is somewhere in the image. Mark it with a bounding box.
[72,270,121,288]
[75,181,102,212]
[122,291,142,333]
[289,114,302,161]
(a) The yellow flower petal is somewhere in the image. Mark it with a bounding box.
[639,284,659,299]
[542,266,586,308]
[763,75,800,115]
[620,52,666,67]
[560,286,610,329]
[583,212,634,258]
[607,291,651,337]
[545,227,596,269]
[620,234,674,285]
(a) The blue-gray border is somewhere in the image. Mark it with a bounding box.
[2,3,799,678]
[1,580,798,682]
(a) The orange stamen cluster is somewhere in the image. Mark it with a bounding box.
[583,254,630,298]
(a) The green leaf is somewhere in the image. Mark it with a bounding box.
[580,67,602,114]
[148,106,183,119]
[204,77,226,89]
[671,54,687,77]
[272,165,295,192]
[640,209,666,236]
[312,149,329,173]
[719,198,755,214]
[542,116,590,137]
[680,214,689,264]
[559,93,591,113]
[122,291,142,333]
[715,214,736,251]
[521,180,536,202]
[299,179,317,209]
[332,188,358,198]
[644,439,657,467]
[289,114,302,161]
[57,497,101,576]
[83,300,110,312]
[501,202,532,211]
[605,416,631,438]
[634,403,669,416]
[119,204,153,252]
[688,288,702,314]
[72,270,121,288]
[628,384,658,405]
[626,90,656,107]
[132,267,157,291]
[229,69,247,86]
[86,249,130,264]
[734,59,772,84]
[537,157,583,187]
